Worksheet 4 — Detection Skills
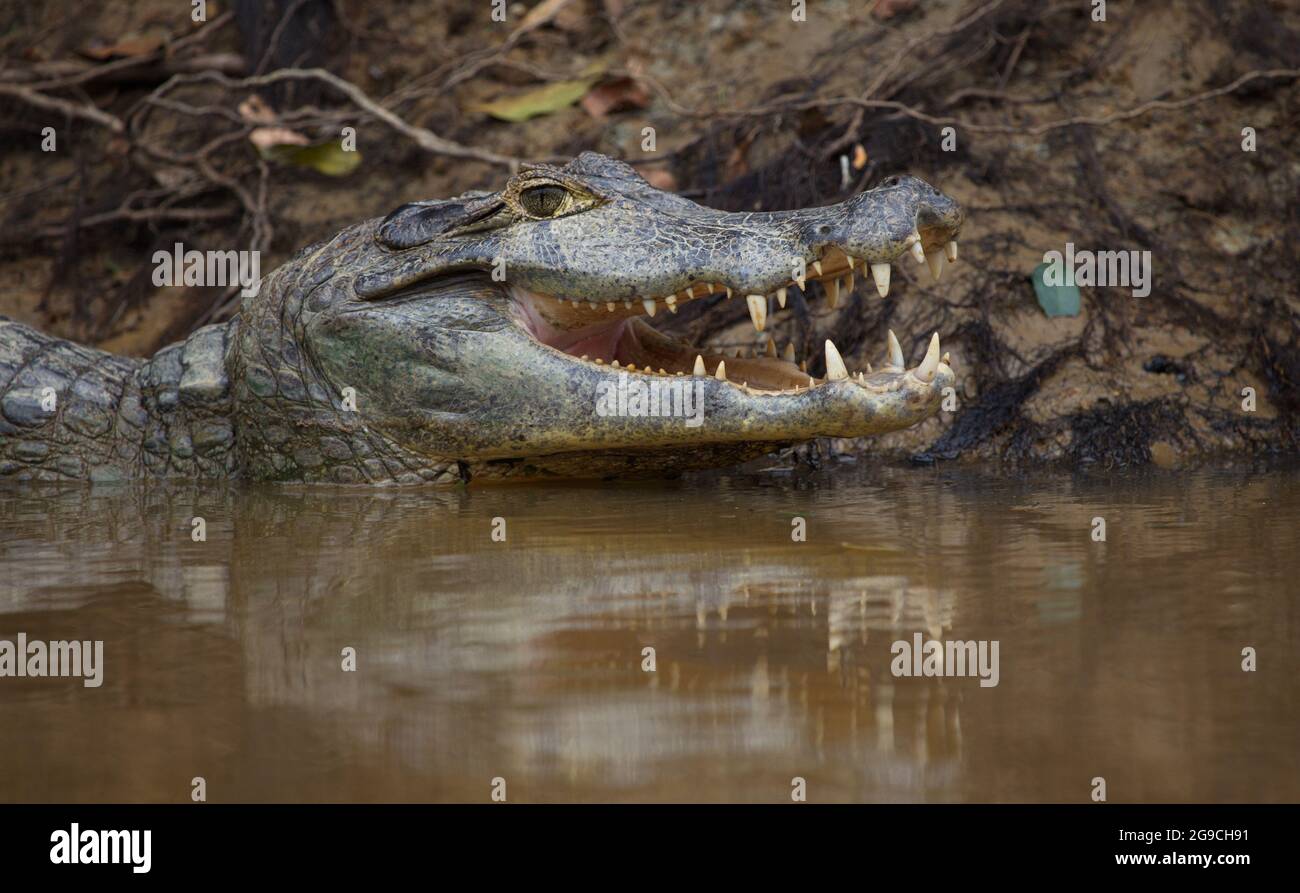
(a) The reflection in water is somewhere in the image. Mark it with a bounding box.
[1,465,1297,802]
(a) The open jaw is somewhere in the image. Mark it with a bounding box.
[507,234,959,398]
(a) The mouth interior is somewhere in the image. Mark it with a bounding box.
[506,246,885,392]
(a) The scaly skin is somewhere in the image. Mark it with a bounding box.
[1,152,964,484]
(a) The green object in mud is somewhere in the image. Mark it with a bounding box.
[1032,262,1081,317]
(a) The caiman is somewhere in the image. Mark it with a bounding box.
[0,152,963,484]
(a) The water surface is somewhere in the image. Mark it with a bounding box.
[1,463,1296,802]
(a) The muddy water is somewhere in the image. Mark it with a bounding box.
[0,464,1296,803]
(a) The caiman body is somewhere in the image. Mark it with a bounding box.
[0,153,963,484]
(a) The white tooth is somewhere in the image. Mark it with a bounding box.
[606,302,616,312]
[776,287,787,308]
[782,343,796,362]
[693,355,706,375]
[915,332,941,382]
[887,329,904,368]
[746,294,767,332]
[580,354,589,360]
[870,263,891,297]
[765,337,777,358]
[845,255,856,271]
[825,277,840,309]
[844,272,854,295]
[724,287,733,300]
[866,361,872,372]
[910,240,926,264]
[664,295,678,313]
[824,340,849,381]
[715,360,727,381]
[942,351,951,365]
[813,260,823,277]
[945,241,958,263]
[611,360,620,368]
[642,298,657,316]
[799,360,808,372]
[623,300,633,309]
[795,271,806,291]
[927,251,945,282]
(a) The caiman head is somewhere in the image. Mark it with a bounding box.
[230,152,964,483]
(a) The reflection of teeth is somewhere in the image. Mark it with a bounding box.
[783,343,795,362]
[746,294,767,331]
[916,332,941,382]
[945,241,958,262]
[693,355,706,375]
[715,359,727,381]
[824,340,849,381]
[825,277,840,309]
[887,329,904,368]
[775,286,787,308]
[910,241,926,264]
[927,251,945,282]
[642,298,657,316]
[870,263,890,297]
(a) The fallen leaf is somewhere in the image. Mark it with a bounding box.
[469,68,604,122]
[1032,262,1081,317]
[580,76,650,118]
[248,126,310,149]
[249,126,359,177]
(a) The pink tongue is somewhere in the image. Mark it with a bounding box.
[556,322,628,358]
[512,286,629,360]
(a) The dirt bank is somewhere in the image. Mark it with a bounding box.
[1,0,1297,468]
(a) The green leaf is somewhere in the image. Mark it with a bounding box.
[469,76,600,122]
[260,140,362,177]
[1032,261,1081,317]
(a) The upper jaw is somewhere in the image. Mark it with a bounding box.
[504,178,963,338]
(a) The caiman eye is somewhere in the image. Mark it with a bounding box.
[519,184,570,218]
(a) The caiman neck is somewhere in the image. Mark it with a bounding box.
[0,318,238,481]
